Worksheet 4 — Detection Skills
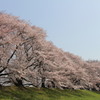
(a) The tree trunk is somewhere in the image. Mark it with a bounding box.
[14,78,24,87]
[41,77,45,88]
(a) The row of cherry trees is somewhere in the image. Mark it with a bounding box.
[0,13,100,90]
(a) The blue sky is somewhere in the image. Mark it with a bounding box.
[0,0,100,60]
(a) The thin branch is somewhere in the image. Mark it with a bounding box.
[7,46,18,65]
[0,67,7,73]
[0,72,12,76]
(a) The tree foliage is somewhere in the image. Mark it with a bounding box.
[0,13,100,90]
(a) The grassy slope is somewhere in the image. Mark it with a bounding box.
[0,87,100,100]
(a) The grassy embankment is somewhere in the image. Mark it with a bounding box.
[0,86,100,100]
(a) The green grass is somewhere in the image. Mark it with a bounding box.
[0,86,100,100]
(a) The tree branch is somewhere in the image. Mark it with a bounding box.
[7,46,18,65]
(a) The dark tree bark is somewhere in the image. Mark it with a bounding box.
[41,77,46,88]
[14,78,24,87]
